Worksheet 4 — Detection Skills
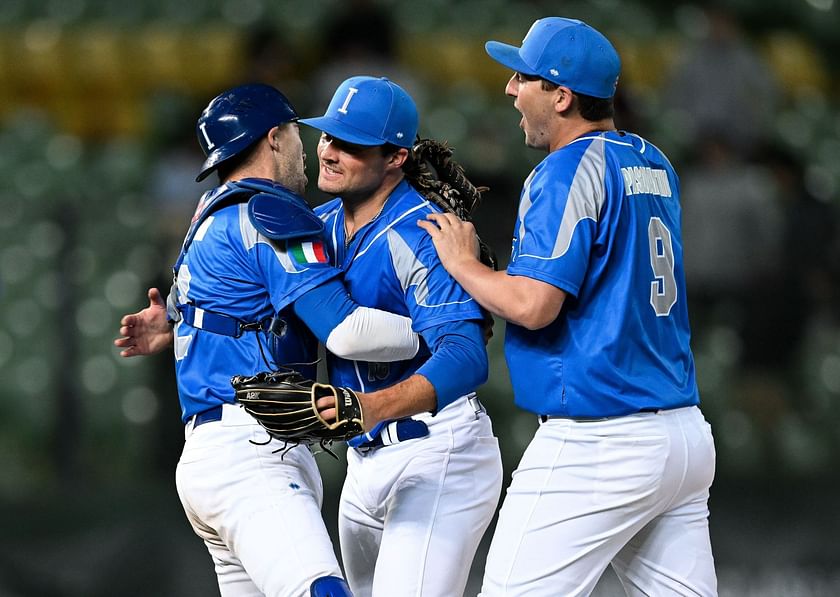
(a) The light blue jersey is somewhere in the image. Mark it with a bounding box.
[173,183,339,422]
[315,180,486,408]
[505,131,699,418]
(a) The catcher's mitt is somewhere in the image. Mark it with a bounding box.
[231,369,364,444]
[406,138,497,270]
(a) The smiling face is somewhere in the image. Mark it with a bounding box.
[315,133,394,200]
[505,72,564,152]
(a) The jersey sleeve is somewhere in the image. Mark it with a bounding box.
[507,145,606,297]
[250,231,341,312]
[386,227,484,332]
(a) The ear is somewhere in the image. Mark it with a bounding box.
[266,126,282,151]
[388,147,410,169]
[554,86,574,114]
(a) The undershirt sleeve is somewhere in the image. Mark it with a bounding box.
[293,278,420,362]
[416,320,488,411]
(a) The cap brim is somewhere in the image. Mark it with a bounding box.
[485,41,537,75]
[299,116,384,146]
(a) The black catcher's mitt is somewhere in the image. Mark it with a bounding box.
[231,369,364,444]
[406,138,497,270]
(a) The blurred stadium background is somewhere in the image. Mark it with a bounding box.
[1,0,839,595]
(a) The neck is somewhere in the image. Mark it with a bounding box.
[228,163,272,183]
[550,118,616,152]
[343,172,404,239]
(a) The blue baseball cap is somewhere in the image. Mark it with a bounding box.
[300,76,418,148]
[485,17,620,99]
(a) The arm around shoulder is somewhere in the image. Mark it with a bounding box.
[293,277,419,362]
[445,259,566,330]
[418,212,566,328]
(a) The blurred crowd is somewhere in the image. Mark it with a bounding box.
[1,0,839,490]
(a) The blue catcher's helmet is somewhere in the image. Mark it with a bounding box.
[195,83,298,182]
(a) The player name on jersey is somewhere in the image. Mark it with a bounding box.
[620,166,672,198]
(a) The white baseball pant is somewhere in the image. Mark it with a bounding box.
[339,397,503,597]
[176,403,343,597]
[480,405,717,597]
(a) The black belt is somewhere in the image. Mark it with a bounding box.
[193,405,223,427]
[539,407,663,423]
[539,414,608,423]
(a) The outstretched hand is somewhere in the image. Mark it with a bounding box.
[114,287,173,357]
[417,212,480,275]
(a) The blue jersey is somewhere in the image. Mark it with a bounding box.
[173,184,340,422]
[315,180,485,400]
[505,131,699,418]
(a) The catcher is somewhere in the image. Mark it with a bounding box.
[114,83,425,597]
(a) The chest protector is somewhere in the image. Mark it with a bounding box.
[167,178,324,341]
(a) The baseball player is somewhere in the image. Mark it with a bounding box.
[116,83,427,597]
[419,18,718,597]
[298,76,504,597]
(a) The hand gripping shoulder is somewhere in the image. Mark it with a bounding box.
[231,178,325,240]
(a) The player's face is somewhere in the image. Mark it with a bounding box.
[273,123,307,195]
[315,133,390,199]
[505,72,557,152]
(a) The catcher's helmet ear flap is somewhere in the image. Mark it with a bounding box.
[195,83,299,182]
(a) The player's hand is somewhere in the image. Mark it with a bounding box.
[315,393,337,423]
[317,392,377,432]
[417,212,480,275]
[315,391,374,431]
[114,287,174,357]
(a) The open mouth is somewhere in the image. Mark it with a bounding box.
[320,163,342,180]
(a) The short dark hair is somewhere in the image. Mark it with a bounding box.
[533,76,614,122]
[379,142,402,157]
[574,92,614,121]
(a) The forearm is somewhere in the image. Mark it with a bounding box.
[359,374,437,428]
[420,212,566,329]
[446,258,555,328]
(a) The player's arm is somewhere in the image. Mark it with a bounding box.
[350,319,487,428]
[113,280,420,362]
[418,212,567,329]
[114,287,174,357]
[293,277,419,362]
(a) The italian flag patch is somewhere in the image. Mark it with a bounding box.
[289,240,328,265]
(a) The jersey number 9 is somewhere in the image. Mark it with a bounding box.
[648,217,677,317]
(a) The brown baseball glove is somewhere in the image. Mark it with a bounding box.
[405,138,497,270]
